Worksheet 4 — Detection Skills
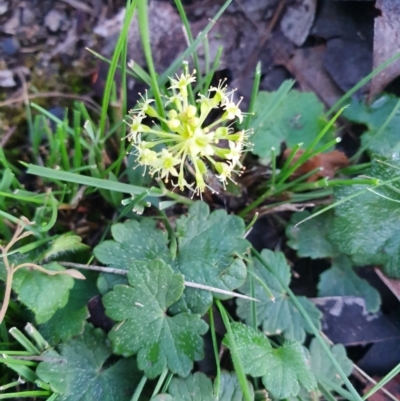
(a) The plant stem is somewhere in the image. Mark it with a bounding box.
[137,0,165,122]
[209,307,221,397]
[252,248,364,401]
[130,375,147,401]
[0,270,14,325]
[215,300,253,401]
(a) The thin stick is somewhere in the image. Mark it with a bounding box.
[59,262,258,301]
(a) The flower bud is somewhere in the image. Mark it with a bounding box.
[144,105,159,118]
[167,119,181,130]
[168,109,178,119]
[196,159,208,175]
[186,105,197,118]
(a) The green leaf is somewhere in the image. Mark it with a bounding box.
[286,210,338,259]
[167,372,215,401]
[236,250,321,342]
[103,259,208,378]
[94,218,171,292]
[308,338,353,385]
[41,233,88,261]
[162,372,253,401]
[329,155,400,278]
[12,262,75,324]
[152,396,174,401]
[228,322,317,399]
[251,90,335,163]
[173,202,249,314]
[36,324,140,401]
[344,95,400,156]
[217,371,254,401]
[318,256,381,313]
[40,271,99,344]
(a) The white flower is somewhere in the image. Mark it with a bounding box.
[226,140,243,167]
[152,149,180,182]
[222,94,243,123]
[124,69,248,194]
[215,162,234,188]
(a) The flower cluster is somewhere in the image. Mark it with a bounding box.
[124,69,250,195]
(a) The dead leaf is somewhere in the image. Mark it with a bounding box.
[313,296,400,346]
[280,0,317,46]
[272,34,343,108]
[363,374,400,401]
[283,148,349,182]
[311,1,374,96]
[375,268,400,302]
[370,0,400,100]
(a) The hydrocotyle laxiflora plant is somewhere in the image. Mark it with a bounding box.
[124,67,251,195]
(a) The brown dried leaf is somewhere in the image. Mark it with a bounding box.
[283,149,349,182]
[370,0,400,99]
[363,374,400,401]
[280,0,317,47]
[272,34,342,108]
[375,268,400,302]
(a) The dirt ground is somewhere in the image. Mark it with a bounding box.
[1,0,389,117]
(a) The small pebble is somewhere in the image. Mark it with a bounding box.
[45,9,64,32]
[0,0,9,15]
[0,37,20,55]
[4,10,19,34]
[21,8,35,25]
[0,70,16,87]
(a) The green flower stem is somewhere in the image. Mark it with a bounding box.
[252,248,364,401]
[174,0,201,82]
[24,323,49,352]
[249,265,258,331]
[276,137,340,187]
[201,46,223,96]
[319,382,343,401]
[244,61,261,131]
[158,0,233,86]
[215,300,253,401]
[130,375,147,401]
[275,108,343,186]
[239,147,370,219]
[318,377,356,401]
[0,390,51,399]
[157,209,177,260]
[270,147,277,188]
[308,108,344,154]
[209,307,221,397]
[325,52,400,116]
[273,142,304,187]
[85,48,144,81]
[161,372,174,393]
[9,328,40,355]
[239,169,322,218]
[351,98,400,163]
[151,367,169,398]
[247,269,275,301]
[99,0,138,138]
[25,163,194,206]
[0,357,37,367]
[137,0,166,122]
[292,174,400,228]
[290,178,379,192]
[145,130,183,140]
[362,363,400,400]
[339,162,371,175]
[0,379,23,391]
